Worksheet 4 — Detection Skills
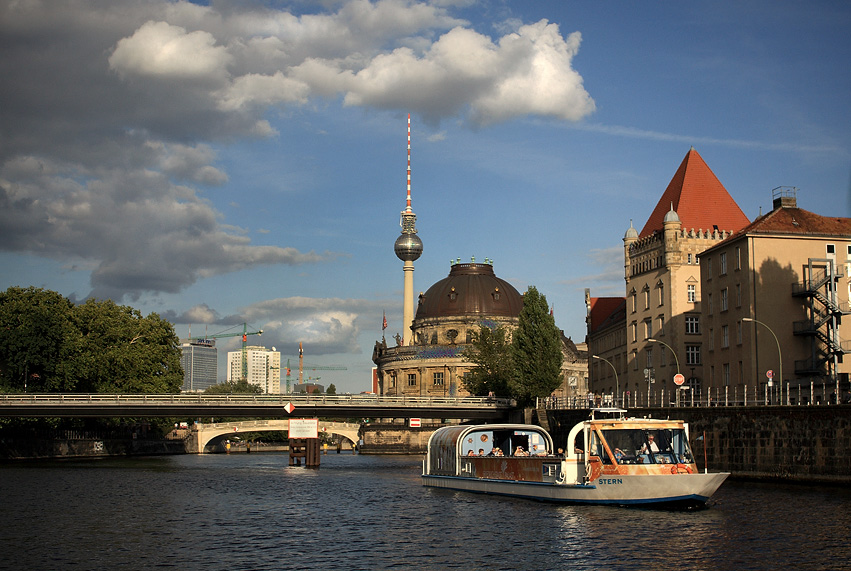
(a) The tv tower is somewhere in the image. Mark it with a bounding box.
[394,113,423,345]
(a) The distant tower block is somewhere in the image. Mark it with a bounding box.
[394,113,423,345]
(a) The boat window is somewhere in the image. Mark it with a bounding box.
[601,428,694,465]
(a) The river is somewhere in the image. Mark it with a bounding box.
[2,452,849,570]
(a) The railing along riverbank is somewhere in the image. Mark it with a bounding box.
[541,379,849,410]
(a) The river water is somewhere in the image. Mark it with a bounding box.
[2,452,850,570]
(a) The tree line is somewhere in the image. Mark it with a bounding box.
[462,286,564,407]
[0,286,183,394]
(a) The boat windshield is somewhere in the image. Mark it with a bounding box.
[600,428,694,465]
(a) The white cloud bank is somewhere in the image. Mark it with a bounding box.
[0,0,594,300]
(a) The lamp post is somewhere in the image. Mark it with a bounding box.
[743,317,782,405]
[648,338,680,405]
[591,355,619,406]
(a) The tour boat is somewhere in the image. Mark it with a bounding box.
[422,408,728,508]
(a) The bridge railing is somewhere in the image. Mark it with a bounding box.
[0,393,516,408]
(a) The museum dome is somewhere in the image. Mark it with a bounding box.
[414,261,523,320]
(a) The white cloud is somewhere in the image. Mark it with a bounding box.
[109,20,231,83]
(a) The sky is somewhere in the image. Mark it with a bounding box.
[2,0,849,393]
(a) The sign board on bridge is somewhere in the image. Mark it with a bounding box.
[288,418,319,439]
[409,418,421,428]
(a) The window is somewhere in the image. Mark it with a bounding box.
[708,293,713,314]
[630,322,637,342]
[708,328,714,350]
[686,345,701,365]
[644,320,652,339]
[687,284,696,303]
[737,321,743,344]
[736,284,742,307]
[645,348,653,368]
[723,363,730,386]
[433,371,444,386]
[720,252,728,275]
[632,350,638,370]
[827,244,836,256]
[735,246,742,270]
[706,257,712,275]
[407,373,417,386]
[721,288,728,312]
[687,253,693,264]
[658,282,665,306]
[685,315,700,334]
[631,291,637,313]
[658,316,665,334]
[721,325,729,348]
[643,286,650,310]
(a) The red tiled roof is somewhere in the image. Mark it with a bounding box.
[588,297,625,334]
[640,148,750,238]
[734,206,851,237]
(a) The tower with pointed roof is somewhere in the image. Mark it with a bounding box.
[588,148,750,401]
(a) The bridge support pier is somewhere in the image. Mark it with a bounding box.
[289,438,320,467]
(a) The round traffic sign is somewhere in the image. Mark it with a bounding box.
[766,370,774,379]
[673,373,685,386]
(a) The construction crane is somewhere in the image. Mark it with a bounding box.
[283,342,346,393]
[193,323,263,382]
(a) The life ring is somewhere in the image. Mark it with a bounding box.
[671,464,692,474]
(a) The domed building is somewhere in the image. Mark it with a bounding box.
[373,259,522,397]
[373,258,588,400]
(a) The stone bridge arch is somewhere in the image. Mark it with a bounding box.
[188,419,361,453]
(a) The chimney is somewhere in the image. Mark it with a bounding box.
[772,186,798,209]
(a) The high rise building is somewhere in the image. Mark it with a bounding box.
[227,345,281,394]
[179,338,218,392]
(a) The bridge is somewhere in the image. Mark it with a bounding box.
[189,419,362,453]
[0,393,517,421]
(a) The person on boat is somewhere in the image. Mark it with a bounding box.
[639,434,660,454]
[478,449,485,456]
[467,450,477,456]
[514,446,528,456]
[614,448,626,462]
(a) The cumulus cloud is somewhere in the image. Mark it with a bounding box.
[170,296,375,356]
[0,0,595,300]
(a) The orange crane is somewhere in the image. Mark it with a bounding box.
[193,322,263,381]
[283,342,346,393]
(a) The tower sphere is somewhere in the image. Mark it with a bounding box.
[394,232,423,262]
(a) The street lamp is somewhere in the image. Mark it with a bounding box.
[591,355,619,405]
[743,317,782,405]
[648,338,681,406]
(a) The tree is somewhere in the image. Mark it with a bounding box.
[0,286,77,392]
[510,286,563,407]
[204,379,263,394]
[461,323,514,396]
[326,383,337,395]
[71,299,183,393]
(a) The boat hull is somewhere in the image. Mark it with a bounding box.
[422,472,729,508]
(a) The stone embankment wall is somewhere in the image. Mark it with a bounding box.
[358,422,435,455]
[545,406,851,483]
[0,437,185,459]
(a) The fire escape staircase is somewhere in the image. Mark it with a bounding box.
[792,262,850,376]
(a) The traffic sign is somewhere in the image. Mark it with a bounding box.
[673,373,685,386]
[409,418,421,428]
[766,370,774,379]
[284,402,295,414]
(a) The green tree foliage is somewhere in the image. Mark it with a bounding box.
[461,323,514,396]
[510,286,563,407]
[204,379,263,394]
[0,287,78,392]
[0,287,183,394]
[326,383,337,395]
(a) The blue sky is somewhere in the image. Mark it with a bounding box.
[1,0,849,392]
